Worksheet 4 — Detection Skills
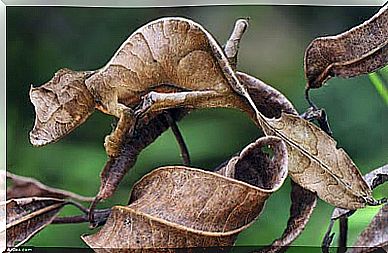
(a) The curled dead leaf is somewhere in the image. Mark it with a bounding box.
[304,4,388,88]
[235,75,319,252]
[331,164,387,220]
[6,171,94,202]
[347,203,387,253]
[215,136,288,190]
[82,136,288,251]
[3,197,68,247]
[259,181,317,253]
[237,72,297,118]
[322,164,387,251]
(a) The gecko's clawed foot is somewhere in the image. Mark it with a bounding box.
[134,92,157,119]
[300,107,321,121]
[104,134,121,157]
[366,197,387,206]
[301,107,333,136]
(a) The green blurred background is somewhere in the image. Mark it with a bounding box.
[6,5,387,251]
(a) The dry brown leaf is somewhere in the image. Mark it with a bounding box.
[300,4,386,208]
[236,72,375,210]
[322,164,387,251]
[6,171,94,202]
[331,164,387,220]
[237,72,297,118]
[230,76,318,252]
[347,204,387,253]
[82,136,288,251]
[4,197,68,247]
[215,136,288,189]
[304,4,388,88]
[258,112,374,210]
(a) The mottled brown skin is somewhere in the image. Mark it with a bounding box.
[85,17,257,157]
[29,69,95,147]
[30,17,256,157]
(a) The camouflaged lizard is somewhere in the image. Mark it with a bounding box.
[29,17,258,157]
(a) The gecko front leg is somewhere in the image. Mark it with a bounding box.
[103,103,136,157]
[134,90,244,120]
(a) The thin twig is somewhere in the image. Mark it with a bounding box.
[68,199,90,214]
[322,214,335,252]
[52,209,111,226]
[52,215,89,224]
[164,112,191,166]
[305,87,318,110]
[88,196,102,228]
[337,217,348,253]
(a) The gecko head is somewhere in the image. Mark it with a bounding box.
[29,68,96,146]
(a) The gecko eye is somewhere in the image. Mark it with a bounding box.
[29,69,96,147]
[85,71,95,79]
[94,98,104,107]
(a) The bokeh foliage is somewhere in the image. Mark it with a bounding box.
[6,5,387,249]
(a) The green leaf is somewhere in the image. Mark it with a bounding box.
[369,66,388,106]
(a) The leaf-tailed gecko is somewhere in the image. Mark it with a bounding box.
[29,17,258,157]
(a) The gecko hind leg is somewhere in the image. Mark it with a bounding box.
[104,104,136,157]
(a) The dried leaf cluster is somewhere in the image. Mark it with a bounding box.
[6,4,388,253]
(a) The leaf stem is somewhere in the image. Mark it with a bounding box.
[304,87,318,110]
[164,112,191,166]
[52,209,111,226]
[322,219,335,252]
[68,199,90,214]
[337,217,348,253]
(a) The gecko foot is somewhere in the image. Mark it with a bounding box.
[301,107,333,136]
[104,134,121,157]
[134,92,157,119]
